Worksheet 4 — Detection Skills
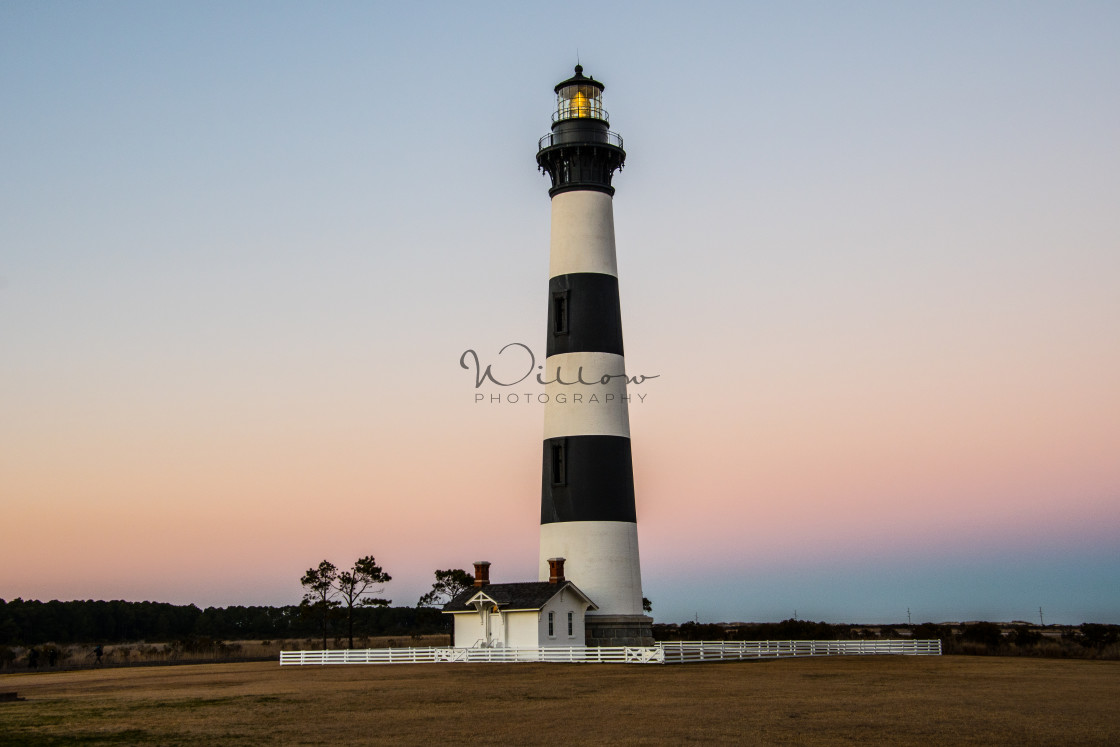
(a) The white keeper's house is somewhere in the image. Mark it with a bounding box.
[443,559,597,648]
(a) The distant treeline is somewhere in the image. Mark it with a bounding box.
[0,598,447,646]
[5,599,1117,660]
[654,620,1120,659]
[655,619,858,642]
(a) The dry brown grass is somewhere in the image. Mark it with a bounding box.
[2,655,1118,745]
[6,636,454,671]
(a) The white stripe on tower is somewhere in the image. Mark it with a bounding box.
[535,65,646,626]
[539,522,643,615]
[542,352,630,439]
[548,191,618,278]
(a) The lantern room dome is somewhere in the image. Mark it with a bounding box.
[553,64,605,93]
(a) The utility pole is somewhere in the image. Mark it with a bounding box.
[1039,607,1044,626]
[907,608,912,625]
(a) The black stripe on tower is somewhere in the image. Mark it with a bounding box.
[546,273,624,357]
[541,436,636,524]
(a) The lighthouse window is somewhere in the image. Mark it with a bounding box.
[548,611,555,637]
[567,611,574,636]
[550,440,567,486]
[552,290,569,335]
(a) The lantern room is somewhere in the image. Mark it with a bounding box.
[553,65,607,123]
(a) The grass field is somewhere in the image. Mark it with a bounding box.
[3,636,455,670]
[2,656,1118,745]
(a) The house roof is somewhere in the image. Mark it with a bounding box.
[442,581,597,614]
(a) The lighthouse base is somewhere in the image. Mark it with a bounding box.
[585,614,654,647]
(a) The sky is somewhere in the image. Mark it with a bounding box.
[2,1,1118,625]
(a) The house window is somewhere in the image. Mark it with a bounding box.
[552,290,569,335]
[567,611,574,637]
[550,440,567,486]
[548,611,555,637]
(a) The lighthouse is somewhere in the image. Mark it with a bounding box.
[536,65,653,647]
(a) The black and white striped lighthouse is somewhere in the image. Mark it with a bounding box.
[536,65,652,647]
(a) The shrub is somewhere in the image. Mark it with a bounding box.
[1077,624,1120,650]
[960,622,1004,649]
[1009,627,1044,648]
[911,623,949,642]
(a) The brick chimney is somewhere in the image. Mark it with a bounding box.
[547,557,565,584]
[473,561,491,588]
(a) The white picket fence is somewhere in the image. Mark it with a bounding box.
[658,639,941,663]
[279,639,940,666]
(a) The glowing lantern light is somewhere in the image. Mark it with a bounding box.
[571,89,591,118]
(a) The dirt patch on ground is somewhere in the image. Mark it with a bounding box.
[2,655,1118,744]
